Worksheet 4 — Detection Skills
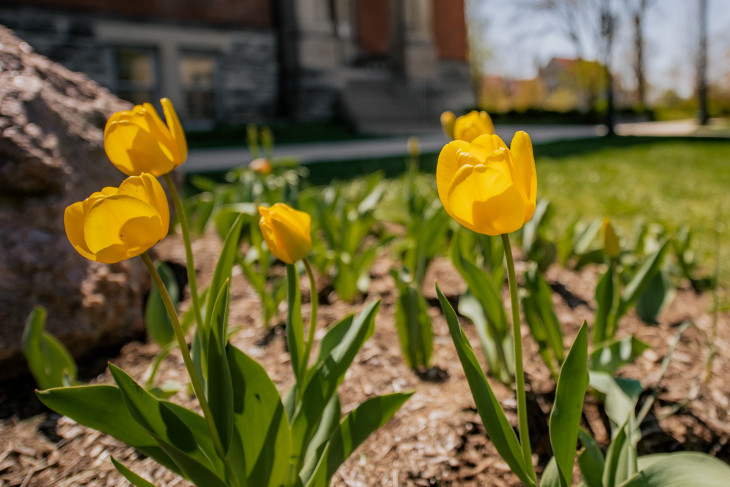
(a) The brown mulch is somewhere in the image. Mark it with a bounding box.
[1,230,729,486]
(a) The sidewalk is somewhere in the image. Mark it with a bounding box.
[182,121,699,173]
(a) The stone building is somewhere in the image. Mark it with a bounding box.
[0,0,473,133]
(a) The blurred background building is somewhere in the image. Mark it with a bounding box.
[0,0,473,133]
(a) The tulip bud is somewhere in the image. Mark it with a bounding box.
[602,218,620,258]
[440,111,456,140]
[249,157,273,175]
[258,203,312,264]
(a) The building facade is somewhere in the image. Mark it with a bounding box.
[1,0,473,132]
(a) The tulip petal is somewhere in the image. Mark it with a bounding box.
[118,174,170,238]
[161,98,188,165]
[64,202,98,261]
[105,122,177,176]
[436,140,472,205]
[446,164,526,236]
[83,194,161,256]
[509,131,537,222]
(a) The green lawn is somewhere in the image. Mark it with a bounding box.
[535,136,730,286]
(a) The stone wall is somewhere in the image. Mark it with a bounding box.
[0,8,279,126]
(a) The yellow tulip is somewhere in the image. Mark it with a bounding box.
[258,203,312,264]
[64,173,170,263]
[249,157,273,175]
[437,132,536,236]
[602,218,621,258]
[440,111,456,139]
[453,110,495,142]
[104,98,188,177]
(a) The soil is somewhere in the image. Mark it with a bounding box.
[1,230,729,487]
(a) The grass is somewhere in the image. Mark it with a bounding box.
[534,136,730,287]
[184,134,730,289]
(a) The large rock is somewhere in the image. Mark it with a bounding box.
[0,26,150,380]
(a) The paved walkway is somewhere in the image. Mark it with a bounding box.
[182,120,699,173]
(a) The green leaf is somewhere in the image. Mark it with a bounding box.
[325,392,413,482]
[578,429,605,487]
[299,393,341,485]
[622,452,730,487]
[523,265,564,367]
[22,306,77,390]
[290,300,380,472]
[459,293,513,384]
[436,284,534,487]
[617,239,670,318]
[602,422,636,487]
[206,282,234,453]
[539,457,562,487]
[589,372,642,434]
[108,364,227,487]
[391,269,433,370]
[287,263,306,383]
[227,345,291,487]
[204,214,245,329]
[110,456,158,487]
[635,270,674,324]
[593,266,616,345]
[145,262,179,347]
[590,336,650,374]
[550,321,589,487]
[37,385,179,475]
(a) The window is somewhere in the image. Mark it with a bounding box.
[180,53,217,122]
[114,47,159,105]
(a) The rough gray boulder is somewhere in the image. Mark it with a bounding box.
[0,26,150,380]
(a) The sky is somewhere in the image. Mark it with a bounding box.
[472,0,730,99]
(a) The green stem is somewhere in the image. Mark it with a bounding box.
[141,253,237,485]
[501,234,537,484]
[301,258,319,370]
[163,173,204,332]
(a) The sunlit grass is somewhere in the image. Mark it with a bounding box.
[536,136,730,287]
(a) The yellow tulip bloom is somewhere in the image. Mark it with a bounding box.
[437,132,536,236]
[104,98,188,177]
[258,203,312,264]
[64,173,170,263]
[602,218,621,258]
[453,110,495,142]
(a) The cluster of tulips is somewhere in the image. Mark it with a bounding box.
[28,99,730,487]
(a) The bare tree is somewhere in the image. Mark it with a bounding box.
[624,0,655,110]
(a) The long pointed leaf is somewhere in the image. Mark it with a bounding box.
[436,284,533,487]
[325,392,413,482]
[37,385,179,475]
[204,214,245,328]
[617,240,670,318]
[549,321,589,487]
[110,456,158,487]
[227,345,291,487]
[290,300,380,471]
[108,364,227,486]
[623,452,730,487]
[578,429,605,487]
[206,282,234,452]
